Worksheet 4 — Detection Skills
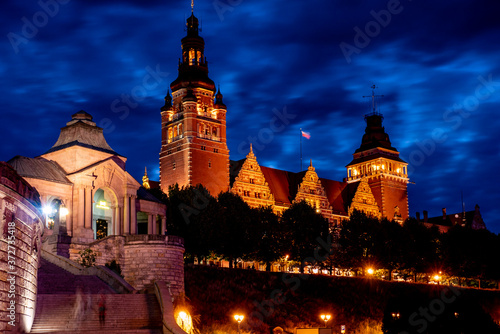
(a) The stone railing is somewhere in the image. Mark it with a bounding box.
[124,234,184,246]
[41,249,135,294]
[154,281,188,334]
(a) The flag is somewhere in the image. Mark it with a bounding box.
[301,131,311,139]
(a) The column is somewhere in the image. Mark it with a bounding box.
[130,196,137,235]
[148,214,154,235]
[78,188,85,229]
[84,187,92,229]
[123,196,130,234]
[114,206,121,235]
[161,216,167,236]
[111,206,116,236]
[65,198,72,236]
[152,215,158,235]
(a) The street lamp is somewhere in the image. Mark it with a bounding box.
[320,314,331,327]
[367,268,374,275]
[234,314,244,334]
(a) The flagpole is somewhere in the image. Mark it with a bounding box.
[300,128,303,171]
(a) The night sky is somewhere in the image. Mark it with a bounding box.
[2,1,499,232]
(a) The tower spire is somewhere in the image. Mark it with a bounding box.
[191,0,194,13]
[142,166,150,189]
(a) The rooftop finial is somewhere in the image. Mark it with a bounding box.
[363,84,384,114]
[191,0,194,13]
[142,167,150,189]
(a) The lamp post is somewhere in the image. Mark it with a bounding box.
[234,314,244,334]
[320,314,331,327]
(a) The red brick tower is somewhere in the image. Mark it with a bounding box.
[159,10,229,196]
[346,90,409,221]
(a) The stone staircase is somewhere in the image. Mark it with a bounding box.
[37,258,116,295]
[31,258,163,333]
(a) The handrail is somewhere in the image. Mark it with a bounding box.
[154,281,188,334]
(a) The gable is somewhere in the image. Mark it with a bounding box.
[348,178,381,218]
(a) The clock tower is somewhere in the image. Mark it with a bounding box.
[346,101,409,221]
[159,10,229,196]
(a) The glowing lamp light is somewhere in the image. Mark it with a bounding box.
[60,207,69,216]
[320,314,332,327]
[42,206,53,215]
[433,275,441,281]
[367,268,374,275]
[234,314,244,334]
[96,201,110,210]
[176,310,193,333]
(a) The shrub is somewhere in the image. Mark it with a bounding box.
[78,248,96,267]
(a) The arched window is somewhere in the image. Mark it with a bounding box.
[168,128,173,143]
[189,49,195,65]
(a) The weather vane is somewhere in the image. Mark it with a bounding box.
[363,84,384,113]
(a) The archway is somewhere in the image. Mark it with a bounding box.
[42,197,69,232]
[92,188,117,240]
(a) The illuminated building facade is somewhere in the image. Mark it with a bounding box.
[159,11,410,224]
[159,12,229,196]
[346,112,409,221]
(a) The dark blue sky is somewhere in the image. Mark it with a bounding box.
[2,0,499,232]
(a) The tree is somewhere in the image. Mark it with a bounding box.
[216,191,253,268]
[402,218,439,282]
[165,184,219,262]
[338,210,380,275]
[250,206,284,271]
[280,200,330,272]
[373,218,407,280]
[441,225,500,285]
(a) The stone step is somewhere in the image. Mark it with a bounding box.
[37,258,116,294]
[30,329,162,334]
[31,294,162,333]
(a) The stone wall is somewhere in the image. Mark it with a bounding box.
[123,235,185,297]
[69,235,125,267]
[0,162,44,333]
[68,234,185,297]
